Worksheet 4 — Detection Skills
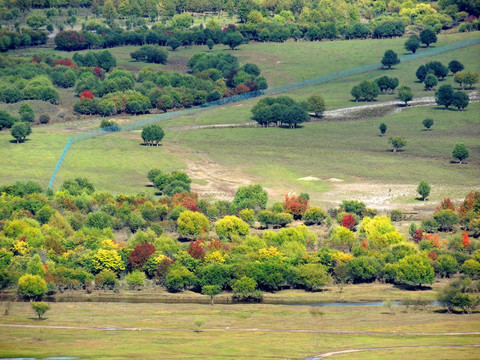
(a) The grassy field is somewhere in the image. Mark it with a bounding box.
[0,300,479,359]
[1,33,479,202]
[171,103,480,204]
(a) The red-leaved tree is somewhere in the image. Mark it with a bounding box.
[342,214,356,230]
[284,194,309,219]
[129,243,155,269]
[188,240,206,260]
[435,198,456,212]
[462,232,470,248]
[80,90,94,99]
[93,66,103,79]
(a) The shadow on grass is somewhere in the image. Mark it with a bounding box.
[393,284,432,291]
[8,139,31,144]
[139,143,163,147]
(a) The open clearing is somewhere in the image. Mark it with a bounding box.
[1,300,479,359]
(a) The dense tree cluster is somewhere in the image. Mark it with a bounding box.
[1,179,479,302]
[71,52,268,116]
[0,178,479,303]
[251,96,309,128]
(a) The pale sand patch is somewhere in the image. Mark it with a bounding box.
[297,176,322,181]
[328,178,344,182]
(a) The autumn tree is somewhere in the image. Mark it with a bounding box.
[129,243,155,269]
[177,211,209,239]
[214,215,250,240]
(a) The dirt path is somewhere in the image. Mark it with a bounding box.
[1,323,480,336]
[304,344,480,359]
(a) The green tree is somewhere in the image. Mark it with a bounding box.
[103,0,117,20]
[232,276,261,301]
[0,110,19,130]
[294,264,331,291]
[206,38,214,51]
[389,136,406,152]
[302,207,327,225]
[306,94,326,116]
[434,210,459,231]
[232,184,268,211]
[167,37,181,51]
[435,84,454,109]
[222,32,244,50]
[452,91,469,111]
[31,301,50,319]
[422,118,434,130]
[17,274,47,300]
[177,211,209,238]
[424,74,438,91]
[404,35,420,53]
[396,255,435,287]
[381,49,400,69]
[398,85,413,105]
[416,65,428,82]
[141,125,164,146]
[448,60,464,74]
[10,122,31,143]
[417,180,431,201]
[452,143,469,163]
[26,13,47,29]
[420,28,437,47]
[19,103,35,122]
[26,254,46,276]
[165,265,196,292]
[201,285,222,304]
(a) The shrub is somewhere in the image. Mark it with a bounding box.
[39,114,50,124]
[177,211,209,239]
[18,274,47,300]
[232,276,262,302]
[165,265,196,292]
[214,215,250,240]
[434,210,459,231]
[461,259,480,279]
[94,269,118,289]
[125,270,146,289]
[302,207,327,225]
[31,301,50,319]
[293,264,331,291]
